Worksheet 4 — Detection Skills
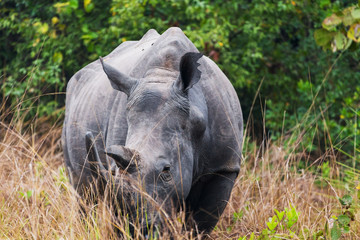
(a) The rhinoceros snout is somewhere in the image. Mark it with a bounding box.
[85,132,139,183]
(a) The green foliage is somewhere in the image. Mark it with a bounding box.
[238,204,300,240]
[54,166,69,191]
[339,194,353,206]
[233,210,244,222]
[329,194,357,240]
[0,0,359,161]
[311,1,360,161]
[238,193,359,240]
[314,3,360,51]
[315,160,360,239]
[18,189,34,200]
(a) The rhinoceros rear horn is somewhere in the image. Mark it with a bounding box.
[99,57,138,96]
[85,131,110,181]
[105,145,138,172]
[175,52,203,93]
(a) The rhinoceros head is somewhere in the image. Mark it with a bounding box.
[93,52,205,228]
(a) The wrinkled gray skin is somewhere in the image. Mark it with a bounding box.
[62,27,243,234]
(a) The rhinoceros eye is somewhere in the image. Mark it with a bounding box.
[160,165,172,182]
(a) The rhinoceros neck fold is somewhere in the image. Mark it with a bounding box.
[143,68,178,80]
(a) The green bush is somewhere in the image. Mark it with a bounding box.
[0,0,358,161]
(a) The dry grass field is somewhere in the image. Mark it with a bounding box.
[0,99,359,239]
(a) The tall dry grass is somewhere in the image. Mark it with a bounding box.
[1,109,359,239]
[1,64,359,238]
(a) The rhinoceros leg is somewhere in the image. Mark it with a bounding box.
[188,172,237,234]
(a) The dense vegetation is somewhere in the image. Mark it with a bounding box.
[1,0,359,239]
[1,0,359,155]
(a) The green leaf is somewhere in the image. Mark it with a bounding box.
[85,3,94,13]
[344,210,355,221]
[347,24,360,42]
[322,14,342,30]
[344,39,353,50]
[285,205,299,229]
[266,217,278,231]
[19,190,33,199]
[274,209,285,222]
[320,0,330,8]
[233,210,244,222]
[81,32,98,40]
[321,161,330,178]
[343,225,350,233]
[53,52,63,64]
[330,223,342,240]
[18,191,25,198]
[249,233,255,240]
[343,8,355,26]
[314,29,334,47]
[84,0,91,9]
[351,8,360,19]
[34,22,49,34]
[260,229,270,240]
[334,32,347,50]
[337,215,350,226]
[339,195,353,206]
[81,24,89,33]
[69,0,78,9]
[26,190,33,199]
[84,0,94,13]
[53,2,70,9]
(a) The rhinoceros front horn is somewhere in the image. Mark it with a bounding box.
[105,145,138,172]
[99,57,138,96]
[85,131,110,181]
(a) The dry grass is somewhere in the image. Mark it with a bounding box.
[216,143,359,239]
[0,114,359,239]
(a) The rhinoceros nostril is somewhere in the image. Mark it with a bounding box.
[162,165,170,172]
[160,165,172,182]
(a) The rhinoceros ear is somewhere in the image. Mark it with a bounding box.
[175,52,203,93]
[99,57,138,96]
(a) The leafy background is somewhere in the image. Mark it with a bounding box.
[1,0,359,162]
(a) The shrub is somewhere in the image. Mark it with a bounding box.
[1,0,358,159]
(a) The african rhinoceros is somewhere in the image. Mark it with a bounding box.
[62,27,243,234]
